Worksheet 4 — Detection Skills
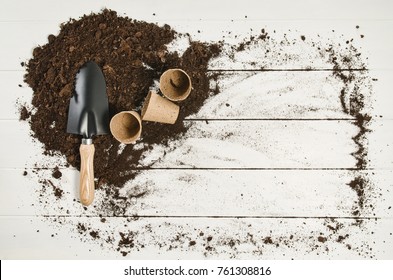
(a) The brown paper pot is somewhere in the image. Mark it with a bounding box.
[159,69,192,101]
[110,111,142,144]
[141,91,179,124]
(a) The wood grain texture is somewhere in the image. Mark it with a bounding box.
[79,144,95,206]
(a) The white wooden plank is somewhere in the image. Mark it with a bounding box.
[1,20,393,71]
[4,69,393,121]
[1,0,392,21]
[0,119,390,170]
[4,69,392,121]
[0,120,359,169]
[1,168,392,218]
[1,216,392,259]
[2,70,352,120]
[1,120,390,169]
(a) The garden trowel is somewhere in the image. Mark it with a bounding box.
[66,61,109,206]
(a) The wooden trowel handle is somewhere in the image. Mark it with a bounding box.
[79,143,95,206]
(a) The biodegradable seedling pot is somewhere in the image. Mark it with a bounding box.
[141,91,179,124]
[159,69,192,101]
[110,111,142,144]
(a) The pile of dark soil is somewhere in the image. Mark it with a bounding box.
[23,9,220,191]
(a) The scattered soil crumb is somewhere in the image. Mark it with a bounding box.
[52,167,62,179]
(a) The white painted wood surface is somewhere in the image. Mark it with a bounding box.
[0,0,392,259]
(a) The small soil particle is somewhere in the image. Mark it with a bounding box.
[19,106,30,121]
[52,167,62,179]
[318,236,327,243]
